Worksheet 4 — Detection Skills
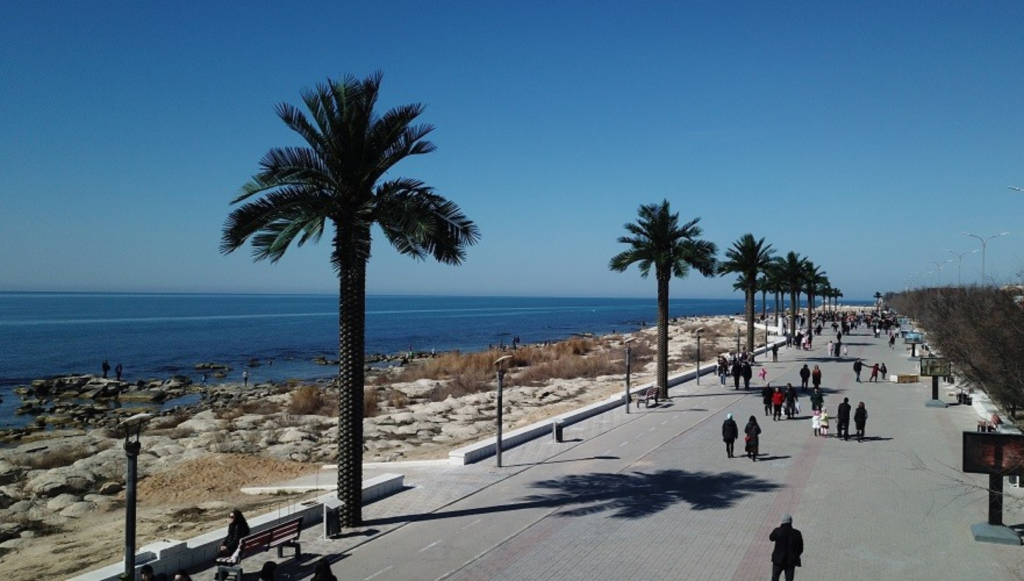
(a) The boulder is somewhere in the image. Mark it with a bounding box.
[97,481,123,496]
[59,501,96,518]
[46,494,81,512]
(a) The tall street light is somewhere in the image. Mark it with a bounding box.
[962,231,1010,285]
[119,413,151,580]
[925,259,952,286]
[623,338,635,412]
[947,249,977,287]
[493,356,512,467]
[694,330,703,385]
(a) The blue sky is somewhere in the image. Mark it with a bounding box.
[2,2,1022,300]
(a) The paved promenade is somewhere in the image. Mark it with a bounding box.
[197,323,1024,580]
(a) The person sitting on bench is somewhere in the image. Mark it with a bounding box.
[219,509,250,558]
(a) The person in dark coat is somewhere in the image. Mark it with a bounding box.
[852,359,863,382]
[811,365,822,389]
[311,558,338,581]
[837,397,852,440]
[854,401,868,441]
[809,387,824,412]
[762,384,773,416]
[770,514,804,580]
[742,360,753,389]
[744,415,761,461]
[784,384,798,418]
[722,413,739,458]
[799,364,810,391]
[732,360,742,389]
[219,509,250,557]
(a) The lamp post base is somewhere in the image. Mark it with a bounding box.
[924,399,948,408]
[971,523,1021,545]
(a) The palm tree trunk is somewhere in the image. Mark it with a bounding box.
[745,288,756,352]
[774,292,781,330]
[336,237,366,528]
[656,272,670,399]
[789,291,798,339]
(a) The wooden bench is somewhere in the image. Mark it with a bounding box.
[635,387,659,408]
[215,516,303,581]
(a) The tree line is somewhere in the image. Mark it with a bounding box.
[889,287,1024,418]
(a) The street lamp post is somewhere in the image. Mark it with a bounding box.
[963,231,1009,285]
[694,330,703,385]
[925,259,952,287]
[947,249,977,287]
[736,326,741,354]
[623,338,634,412]
[120,413,151,581]
[494,356,512,467]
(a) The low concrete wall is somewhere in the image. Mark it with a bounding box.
[70,474,405,581]
[448,339,784,465]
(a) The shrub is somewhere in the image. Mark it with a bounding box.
[364,387,379,417]
[289,385,331,415]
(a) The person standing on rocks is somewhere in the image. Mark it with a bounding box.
[837,397,852,441]
[722,413,739,458]
[115,363,123,381]
[854,401,868,441]
[242,370,249,387]
[101,360,110,379]
[769,513,804,581]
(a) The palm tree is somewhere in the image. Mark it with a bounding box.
[757,273,770,322]
[774,252,809,339]
[718,234,775,353]
[610,200,717,398]
[221,72,480,527]
[803,262,828,330]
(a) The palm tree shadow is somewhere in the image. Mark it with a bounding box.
[367,469,780,526]
[520,468,782,519]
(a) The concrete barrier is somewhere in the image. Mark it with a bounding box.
[448,339,784,465]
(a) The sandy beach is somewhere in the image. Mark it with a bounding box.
[0,315,753,580]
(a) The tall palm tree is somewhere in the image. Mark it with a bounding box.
[610,200,717,398]
[803,262,828,330]
[719,234,775,352]
[757,273,770,322]
[221,72,480,527]
[774,252,808,339]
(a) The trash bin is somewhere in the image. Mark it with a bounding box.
[552,421,564,442]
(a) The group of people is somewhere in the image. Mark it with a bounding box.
[852,358,887,383]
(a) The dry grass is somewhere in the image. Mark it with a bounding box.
[288,386,334,416]
[13,441,113,470]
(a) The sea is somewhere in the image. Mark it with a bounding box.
[0,293,871,429]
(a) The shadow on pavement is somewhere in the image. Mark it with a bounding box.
[366,469,781,526]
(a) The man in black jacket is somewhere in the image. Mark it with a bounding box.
[769,513,804,581]
[837,397,852,441]
[799,364,810,392]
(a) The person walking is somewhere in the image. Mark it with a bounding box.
[879,363,887,381]
[772,342,779,362]
[719,357,728,386]
[854,402,868,441]
[852,359,863,382]
[771,386,785,421]
[744,415,761,461]
[799,364,811,392]
[722,413,739,458]
[812,409,821,437]
[837,397,852,441]
[811,365,822,390]
[769,513,804,581]
[732,360,742,390]
[742,360,753,390]
[762,384,774,416]
[758,366,768,384]
[819,408,830,438]
[784,383,798,418]
[869,363,879,382]
[809,387,824,412]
